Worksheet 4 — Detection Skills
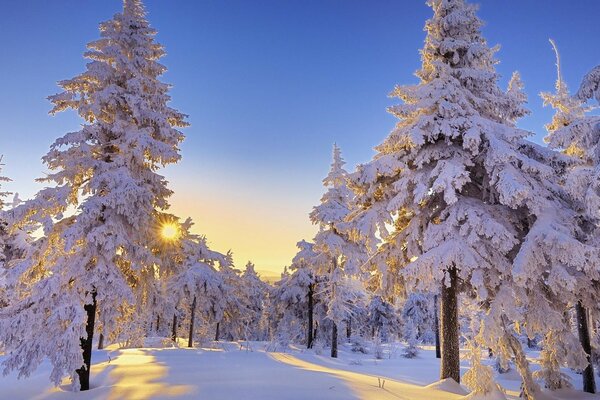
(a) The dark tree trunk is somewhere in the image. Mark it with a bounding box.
[171,314,177,342]
[576,301,596,393]
[188,296,197,348]
[156,315,160,333]
[76,293,97,391]
[434,294,441,359]
[331,322,338,358]
[215,322,220,341]
[527,337,533,348]
[440,267,460,383]
[307,283,314,349]
[346,318,352,339]
[97,333,104,350]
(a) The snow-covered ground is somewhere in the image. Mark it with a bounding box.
[1,340,598,399]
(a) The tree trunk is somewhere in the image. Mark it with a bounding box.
[188,296,197,348]
[156,315,160,333]
[434,294,441,359]
[171,314,177,342]
[576,301,596,393]
[346,318,352,339]
[76,293,97,391]
[215,322,220,341]
[307,283,314,349]
[502,329,539,399]
[97,333,104,350]
[331,322,338,358]
[440,267,460,383]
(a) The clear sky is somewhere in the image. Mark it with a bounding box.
[1,1,599,280]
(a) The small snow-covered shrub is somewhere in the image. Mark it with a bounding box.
[313,338,325,356]
[463,341,505,398]
[350,335,369,354]
[195,323,211,347]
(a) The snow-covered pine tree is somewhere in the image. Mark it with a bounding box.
[213,261,246,341]
[577,65,600,104]
[280,240,322,348]
[367,295,400,342]
[165,218,231,347]
[401,292,436,358]
[240,261,271,341]
[540,43,600,393]
[349,0,597,391]
[310,145,367,358]
[0,0,187,390]
[0,157,11,307]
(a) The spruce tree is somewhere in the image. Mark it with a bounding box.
[311,145,367,358]
[0,0,187,390]
[349,0,598,391]
[541,43,600,393]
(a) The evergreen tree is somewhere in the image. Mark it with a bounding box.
[367,295,400,342]
[311,145,367,358]
[540,42,600,393]
[165,218,231,347]
[240,261,271,341]
[273,240,321,348]
[0,0,187,390]
[401,292,436,358]
[349,0,597,392]
[577,65,600,104]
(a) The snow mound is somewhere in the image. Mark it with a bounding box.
[463,386,507,400]
[425,378,469,395]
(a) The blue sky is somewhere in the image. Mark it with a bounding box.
[1,1,599,276]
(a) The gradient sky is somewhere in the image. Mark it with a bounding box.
[1,1,599,279]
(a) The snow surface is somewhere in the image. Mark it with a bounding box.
[1,340,598,399]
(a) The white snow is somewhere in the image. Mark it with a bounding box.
[2,341,598,400]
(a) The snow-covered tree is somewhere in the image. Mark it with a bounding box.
[540,43,600,393]
[401,292,436,358]
[167,220,230,347]
[272,240,321,348]
[0,0,187,390]
[240,261,271,341]
[577,65,600,104]
[366,295,400,342]
[349,1,597,392]
[463,339,505,398]
[0,158,12,307]
[310,145,367,358]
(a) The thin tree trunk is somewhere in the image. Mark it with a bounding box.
[331,322,338,358]
[97,333,104,350]
[346,318,352,339]
[307,283,314,349]
[440,267,460,383]
[188,296,197,348]
[156,315,160,333]
[172,314,177,342]
[502,328,539,399]
[434,294,441,359]
[577,301,596,393]
[76,292,97,391]
[215,322,220,341]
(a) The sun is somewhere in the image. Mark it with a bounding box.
[160,223,180,241]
